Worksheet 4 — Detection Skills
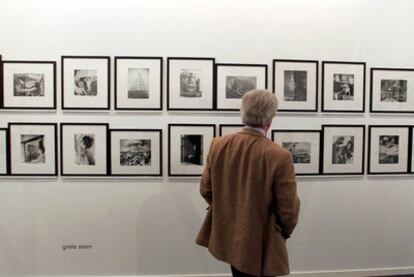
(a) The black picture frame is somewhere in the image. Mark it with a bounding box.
[109,128,163,177]
[60,123,109,177]
[114,56,163,111]
[322,61,366,113]
[271,129,322,176]
[61,56,111,110]
[370,67,414,114]
[272,59,319,112]
[168,124,216,177]
[368,125,411,175]
[1,60,57,110]
[411,127,414,173]
[321,124,365,175]
[219,124,244,136]
[0,54,2,107]
[8,122,58,176]
[215,63,268,111]
[167,57,215,111]
[0,127,8,176]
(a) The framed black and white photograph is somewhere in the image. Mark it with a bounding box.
[167,57,215,111]
[219,124,244,136]
[322,125,365,175]
[61,56,110,110]
[368,126,410,174]
[272,130,321,175]
[273,59,318,112]
[411,127,414,173]
[168,124,215,176]
[370,68,414,113]
[8,123,57,176]
[216,63,267,111]
[322,61,366,113]
[115,57,162,110]
[1,61,56,109]
[60,123,109,176]
[0,128,7,175]
[110,129,162,176]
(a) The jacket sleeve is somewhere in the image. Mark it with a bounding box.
[272,152,300,239]
[200,139,215,205]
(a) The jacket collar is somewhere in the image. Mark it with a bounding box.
[240,127,266,137]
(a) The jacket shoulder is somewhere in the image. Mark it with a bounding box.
[265,140,292,160]
[208,134,230,152]
[214,132,237,143]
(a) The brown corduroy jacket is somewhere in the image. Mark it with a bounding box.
[195,128,300,276]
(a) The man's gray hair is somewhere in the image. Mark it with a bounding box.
[240,89,278,127]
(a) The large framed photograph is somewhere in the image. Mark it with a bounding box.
[0,128,7,175]
[110,129,162,176]
[370,68,414,113]
[216,63,267,111]
[272,130,321,175]
[61,56,110,110]
[273,59,318,112]
[8,123,57,176]
[61,123,109,176]
[368,126,410,174]
[322,125,365,175]
[1,61,56,110]
[168,124,215,176]
[115,57,162,110]
[322,61,366,113]
[219,124,244,136]
[167,57,215,111]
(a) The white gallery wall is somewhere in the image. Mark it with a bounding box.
[1,0,414,276]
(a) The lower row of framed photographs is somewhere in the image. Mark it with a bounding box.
[0,123,413,177]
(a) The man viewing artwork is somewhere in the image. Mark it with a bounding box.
[196,89,300,277]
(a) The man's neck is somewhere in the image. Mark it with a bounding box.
[245,125,267,136]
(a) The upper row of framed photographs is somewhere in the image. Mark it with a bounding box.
[1,55,413,113]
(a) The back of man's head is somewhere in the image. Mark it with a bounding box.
[240,89,278,127]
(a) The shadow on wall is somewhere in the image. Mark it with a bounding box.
[135,180,225,275]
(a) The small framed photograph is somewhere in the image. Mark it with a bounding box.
[167,57,215,111]
[370,68,414,113]
[0,128,8,175]
[322,61,366,113]
[168,124,216,176]
[110,129,162,176]
[273,59,318,112]
[8,123,57,176]
[61,123,109,176]
[272,130,321,175]
[368,126,410,174]
[322,125,365,175]
[411,127,414,173]
[216,63,267,111]
[61,56,110,110]
[1,61,56,110]
[115,57,162,110]
[219,124,244,136]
